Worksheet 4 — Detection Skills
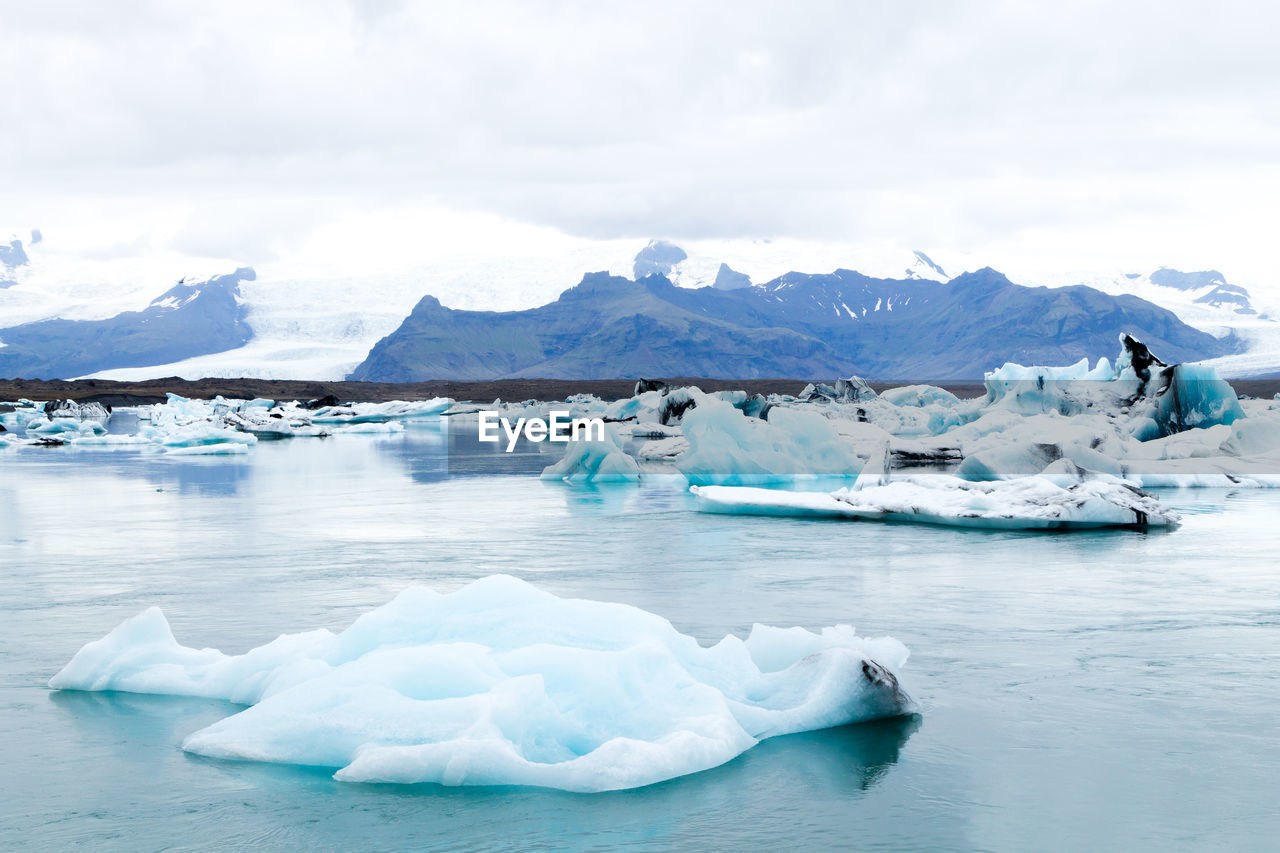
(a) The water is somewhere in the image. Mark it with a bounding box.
[3,424,1279,850]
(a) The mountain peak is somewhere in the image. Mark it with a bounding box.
[713,263,752,290]
[633,239,687,279]
[1,238,29,270]
[948,267,1013,290]
[907,250,947,280]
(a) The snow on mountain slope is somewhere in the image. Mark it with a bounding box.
[1032,267,1280,377]
[0,233,233,326]
[7,222,1278,380]
[663,238,965,290]
[21,231,955,381]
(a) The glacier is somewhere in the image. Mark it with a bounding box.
[49,575,914,793]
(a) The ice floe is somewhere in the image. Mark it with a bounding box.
[1,393,452,451]
[692,473,1179,530]
[49,575,914,792]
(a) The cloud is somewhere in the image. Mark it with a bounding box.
[3,0,1279,281]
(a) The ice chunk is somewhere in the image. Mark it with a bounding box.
[980,335,1244,440]
[955,415,1131,480]
[1138,363,1244,438]
[541,426,640,483]
[677,398,864,486]
[164,443,252,455]
[309,398,453,424]
[691,475,1178,529]
[986,356,1116,385]
[1219,417,1280,458]
[878,385,961,408]
[147,423,257,449]
[26,418,106,437]
[50,576,914,792]
[45,399,112,421]
[604,390,664,422]
[797,376,877,404]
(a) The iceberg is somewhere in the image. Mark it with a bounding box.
[44,399,112,421]
[691,475,1178,530]
[797,376,878,404]
[1136,362,1244,439]
[540,426,641,483]
[878,384,961,409]
[308,398,453,425]
[49,576,914,793]
[981,334,1244,440]
[26,417,107,437]
[164,442,252,456]
[677,398,865,485]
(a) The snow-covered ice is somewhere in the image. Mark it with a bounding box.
[692,475,1179,530]
[49,575,914,793]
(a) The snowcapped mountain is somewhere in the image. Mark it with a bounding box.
[1041,266,1280,378]
[0,227,1273,381]
[350,267,1232,382]
[0,267,254,379]
[3,230,967,381]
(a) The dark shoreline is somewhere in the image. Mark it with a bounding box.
[2,376,1276,407]
[0,376,991,406]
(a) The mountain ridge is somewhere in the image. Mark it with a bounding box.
[349,266,1237,382]
[0,268,256,380]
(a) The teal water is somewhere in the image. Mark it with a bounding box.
[2,425,1279,850]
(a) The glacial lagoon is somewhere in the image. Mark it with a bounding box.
[3,422,1279,850]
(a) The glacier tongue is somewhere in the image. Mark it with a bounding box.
[49,575,914,793]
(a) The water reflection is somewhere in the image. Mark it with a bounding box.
[42,683,925,851]
[51,686,919,798]
[694,714,922,794]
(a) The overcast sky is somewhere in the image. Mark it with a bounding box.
[5,0,1280,283]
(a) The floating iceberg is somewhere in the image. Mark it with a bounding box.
[26,417,107,437]
[982,334,1244,440]
[798,376,878,404]
[3,392,455,452]
[1136,362,1244,439]
[164,442,252,456]
[878,384,961,409]
[308,398,453,425]
[45,399,112,421]
[49,576,914,792]
[677,399,864,485]
[691,474,1179,529]
[540,426,641,483]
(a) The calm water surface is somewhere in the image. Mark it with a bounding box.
[2,422,1278,851]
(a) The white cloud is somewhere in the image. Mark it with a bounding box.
[4,0,1279,287]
